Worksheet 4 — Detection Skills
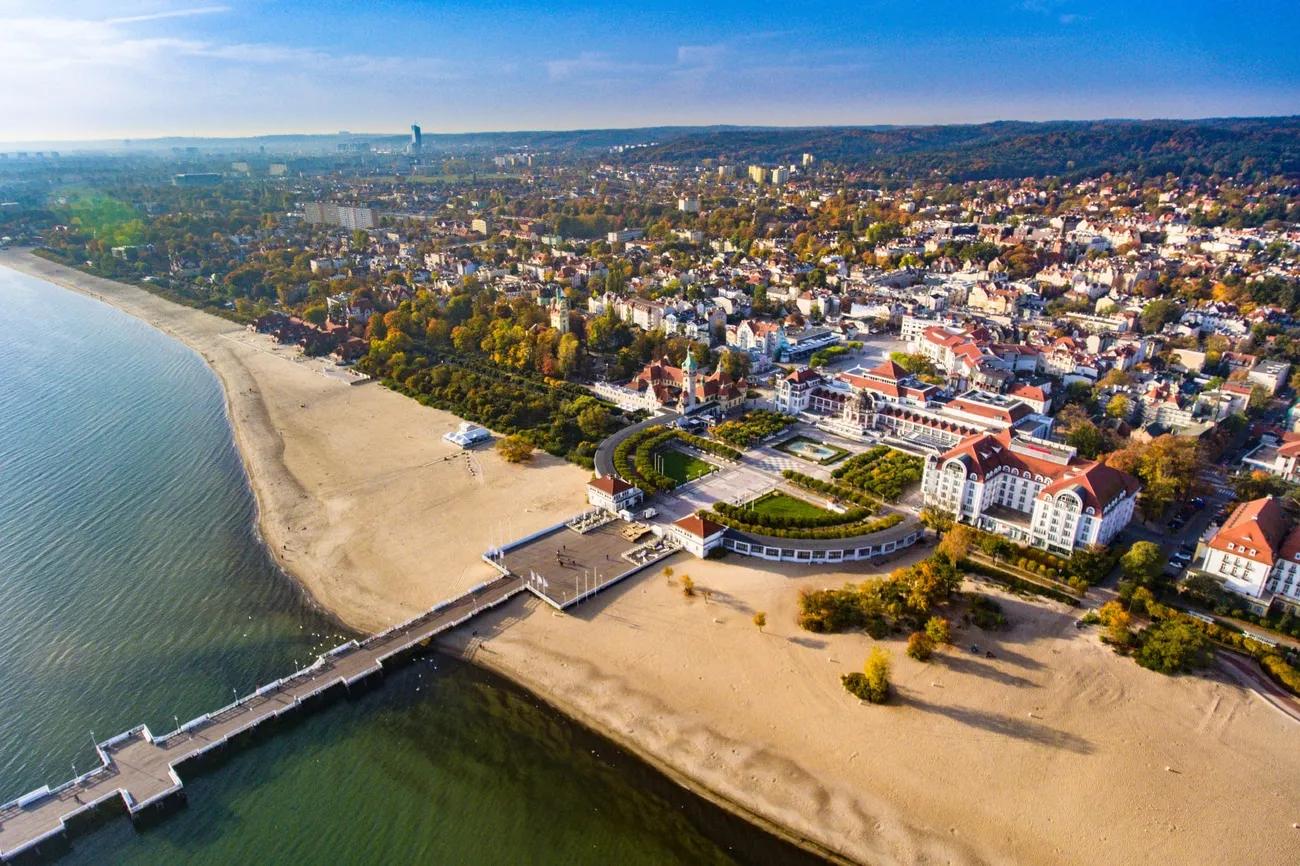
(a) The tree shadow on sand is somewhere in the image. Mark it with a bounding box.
[936,653,1039,688]
[897,689,1094,754]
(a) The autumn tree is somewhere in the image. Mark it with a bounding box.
[497,434,534,463]
[925,616,952,645]
[1104,434,1203,518]
[906,631,936,661]
[936,524,977,563]
[753,611,767,632]
[863,647,892,702]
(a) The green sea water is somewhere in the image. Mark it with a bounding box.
[0,266,823,865]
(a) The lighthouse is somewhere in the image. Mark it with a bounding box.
[682,349,698,410]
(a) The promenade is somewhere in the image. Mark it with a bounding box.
[0,574,525,862]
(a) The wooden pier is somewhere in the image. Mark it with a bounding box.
[0,574,525,862]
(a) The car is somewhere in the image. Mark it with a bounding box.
[1189,497,1206,509]
[1169,517,1186,531]
[1171,551,1192,565]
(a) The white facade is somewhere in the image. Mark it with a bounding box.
[922,432,1139,553]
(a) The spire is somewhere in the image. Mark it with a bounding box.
[682,350,698,373]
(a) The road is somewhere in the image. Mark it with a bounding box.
[1217,651,1300,724]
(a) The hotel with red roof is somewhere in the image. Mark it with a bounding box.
[922,429,1141,553]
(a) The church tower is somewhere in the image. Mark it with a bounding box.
[550,286,570,333]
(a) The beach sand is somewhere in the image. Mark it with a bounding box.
[8,249,1299,866]
[1,250,587,634]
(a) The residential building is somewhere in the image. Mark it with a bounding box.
[1201,497,1300,610]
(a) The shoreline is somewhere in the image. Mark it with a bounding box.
[0,250,846,863]
[468,642,857,866]
[7,250,1300,866]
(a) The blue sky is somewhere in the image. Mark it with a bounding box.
[2,0,1298,141]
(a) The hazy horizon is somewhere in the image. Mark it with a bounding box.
[2,0,1298,143]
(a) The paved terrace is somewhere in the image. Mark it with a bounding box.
[0,574,525,862]
[495,520,679,609]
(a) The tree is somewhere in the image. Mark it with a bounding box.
[577,405,611,439]
[936,524,976,563]
[925,616,952,645]
[1097,600,1133,648]
[1134,619,1212,673]
[1105,394,1131,420]
[1104,434,1203,518]
[681,575,695,597]
[555,332,582,377]
[1140,298,1181,334]
[753,611,767,631]
[918,508,954,534]
[906,631,935,661]
[863,647,891,702]
[1121,541,1163,585]
[496,435,534,463]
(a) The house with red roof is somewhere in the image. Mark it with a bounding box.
[586,476,644,514]
[1202,497,1300,609]
[922,429,1140,553]
[669,515,728,558]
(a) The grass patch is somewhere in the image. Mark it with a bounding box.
[744,491,835,521]
[657,448,715,484]
[774,435,850,465]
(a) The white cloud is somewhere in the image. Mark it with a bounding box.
[105,5,229,25]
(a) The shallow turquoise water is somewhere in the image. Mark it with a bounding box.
[0,267,821,865]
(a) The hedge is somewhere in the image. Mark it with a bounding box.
[782,470,881,510]
[701,508,905,540]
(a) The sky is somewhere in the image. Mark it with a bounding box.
[1,0,1298,142]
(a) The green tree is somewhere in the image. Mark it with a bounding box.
[925,616,952,645]
[1121,541,1163,584]
[577,405,611,439]
[1140,298,1181,333]
[1134,620,1213,673]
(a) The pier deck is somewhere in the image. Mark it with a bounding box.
[0,574,525,862]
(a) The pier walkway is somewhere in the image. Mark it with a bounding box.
[0,574,525,862]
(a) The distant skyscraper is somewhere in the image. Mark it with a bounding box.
[410,124,422,153]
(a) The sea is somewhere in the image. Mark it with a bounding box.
[0,265,823,865]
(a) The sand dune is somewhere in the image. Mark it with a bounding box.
[9,249,1298,866]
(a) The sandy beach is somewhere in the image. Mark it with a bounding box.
[7,249,1299,866]
[0,250,587,634]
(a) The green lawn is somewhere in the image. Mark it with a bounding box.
[658,449,716,484]
[744,491,835,520]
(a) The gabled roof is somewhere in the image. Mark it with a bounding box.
[589,476,635,495]
[866,359,909,380]
[673,515,727,539]
[1207,497,1288,566]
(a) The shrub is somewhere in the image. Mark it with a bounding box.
[924,616,952,644]
[968,595,1006,630]
[906,631,935,661]
[712,410,795,447]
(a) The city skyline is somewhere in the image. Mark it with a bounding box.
[2,0,1299,142]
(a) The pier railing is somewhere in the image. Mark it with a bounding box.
[0,573,526,862]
